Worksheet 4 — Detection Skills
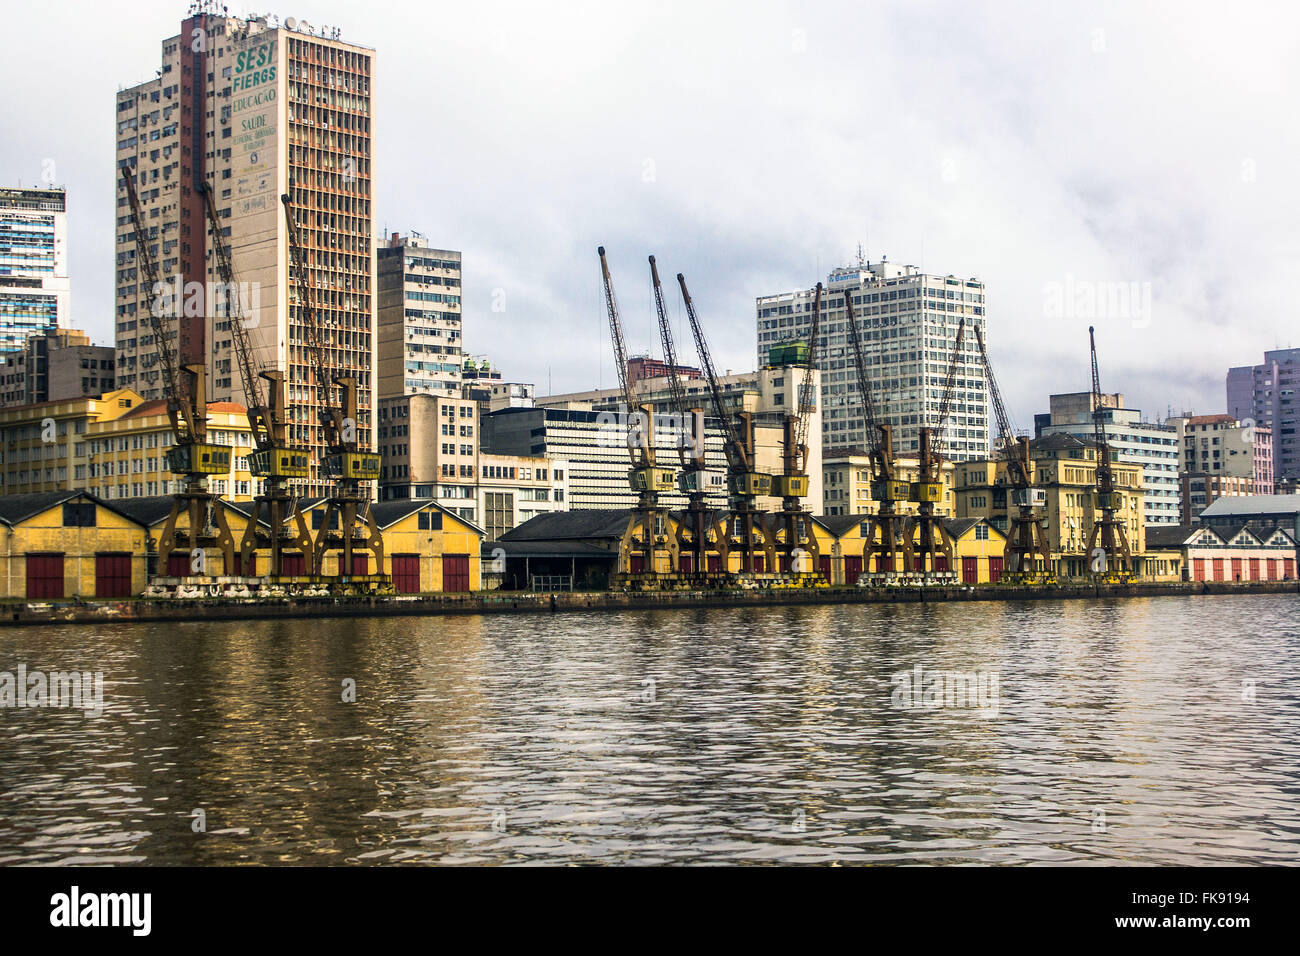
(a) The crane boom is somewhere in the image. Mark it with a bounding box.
[974,324,1029,486]
[928,316,966,463]
[678,273,747,473]
[792,283,821,474]
[651,256,700,471]
[843,290,892,481]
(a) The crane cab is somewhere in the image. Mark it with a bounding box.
[248,447,311,479]
[1012,488,1047,509]
[872,478,910,503]
[772,474,809,498]
[1096,490,1124,512]
[677,469,706,495]
[728,472,772,498]
[629,466,675,494]
[909,481,944,504]
[166,442,231,476]
[324,452,382,481]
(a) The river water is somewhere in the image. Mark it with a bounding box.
[0,594,1297,865]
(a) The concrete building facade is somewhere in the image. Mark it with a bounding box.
[0,187,70,354]
[0,329,115,408]
[756,258,988,461]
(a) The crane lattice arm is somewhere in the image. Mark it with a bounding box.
[792,283,822,474]
[199,184,273,450]
[282,193,347,452]
[1088,325,1114,493]
[120,164,192,442]
[678,272,748,472]
[843,290,891,479]
[974,324,1030,488]
[651,256,699,469]
[928,315,966,463]
[598,247,650,466]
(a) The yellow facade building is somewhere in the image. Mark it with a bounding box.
[956,432,1146,578]
[823,451,957,518]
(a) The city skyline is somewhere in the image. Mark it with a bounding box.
[2,0,1298,428]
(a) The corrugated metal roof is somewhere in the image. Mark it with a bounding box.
[1199,494,1300,517]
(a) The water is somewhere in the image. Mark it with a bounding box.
[1,594,1297,865]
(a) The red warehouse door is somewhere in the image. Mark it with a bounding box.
[392,555,421,594]
[280,553,305,577]
[844,555,863,586]
[707,555,721,573]
[443,554,470,593]
[1192,558,1206,581]
[935,555,949,572]
[166,552,192,577]
[1248,558,1261,581]
[817,555,832,582]
[1231,558,1244,581]
[629,555,645,574]
[961,557,978,584]
[350,554,369,576]
[1266,559,1277,580]
[26,554,64,599]
[95,553,133,598]
[1212,558,1225,581]
[1286,559,1296,579]
[988,557,1003,584]
[679,554,693,574]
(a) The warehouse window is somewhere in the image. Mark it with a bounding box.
[62,502,96,527]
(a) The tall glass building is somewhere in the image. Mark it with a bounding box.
[0,187,70,353]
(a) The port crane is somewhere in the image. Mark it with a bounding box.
[198,183,313,578]
[650,255,721,580]
[843,290,909,578]
[907,316,966,577]
[973,324,1051,581]
[599,247,676,581]
[1085,326,1131,581]
[771,282,822,577]
[120,164,236,578]
[281,193,386,586]
[679,271,775,576]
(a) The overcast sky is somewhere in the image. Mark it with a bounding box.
[3,0,1297,426]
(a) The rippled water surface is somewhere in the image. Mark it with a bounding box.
[1,594,1298,865]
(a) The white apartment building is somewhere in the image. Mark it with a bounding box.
[756,258,989,461]
[0,187,70,352]
[376,233,462,400]
[114,8,375,495]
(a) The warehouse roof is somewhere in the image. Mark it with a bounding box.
[501,509,636,541]
[1199,494,1300,518]
[0,490,86,526]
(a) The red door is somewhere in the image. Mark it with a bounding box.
[1212,558,1225,581]
[442,554,470,592]
[988,557,1003,584]
[706,555,721,573]
[961,557,978,584]
[752,555,765,573]
[280,552,305,577]
[1231,558,1243,581]
[935,555,949,572]
[1192,557,1205,581]
[26,554,64,599]
[392,555,420,593]
[629,555,645,574]
[844,555,863,586]
[166,552,192,577]
[240,554,257,576]
[350,554,369,576]
[679,554,693,574]
[1249,558,1260,581]
[1285,558,1296,580]
[95,553,132,598]
[818,555,832,582]
[1266,559,1277,580]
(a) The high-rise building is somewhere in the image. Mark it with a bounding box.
[114,7,375,495]
[1227,347,1300,490]
[756,258,989,461]
[376,233,462,400]
[1036,391,1180,524]
[0,187,70,352]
